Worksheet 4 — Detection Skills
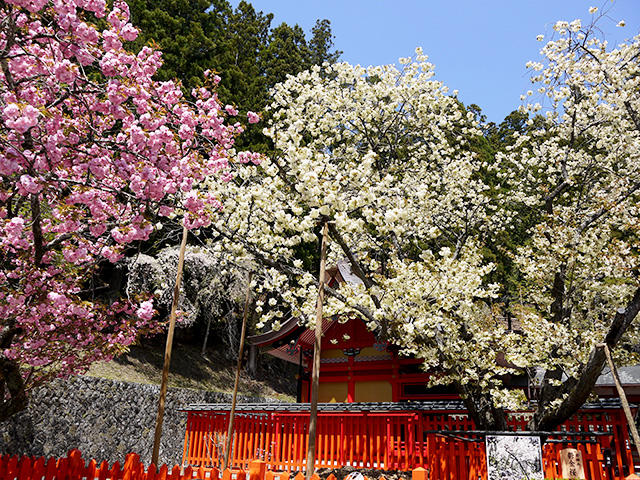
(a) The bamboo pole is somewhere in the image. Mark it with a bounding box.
[306,221,329,480]
[152,225,189,465]
[599,342,640,460]
[222,273,253,471]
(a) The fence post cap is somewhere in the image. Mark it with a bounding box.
[412,467,428,480]
[249,460,266,480]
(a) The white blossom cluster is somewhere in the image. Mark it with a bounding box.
[126,247,251,329]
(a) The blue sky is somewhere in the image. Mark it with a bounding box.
[229,0,639,124]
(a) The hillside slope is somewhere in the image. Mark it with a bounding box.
[85,342,297,402]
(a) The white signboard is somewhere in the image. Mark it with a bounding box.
[486,435,544,480]
[560,448,586,479]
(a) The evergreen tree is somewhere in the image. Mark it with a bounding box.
[262,23,311,90]
[127,0,230,91]
[216,1,273,112]
[308,19,342,66]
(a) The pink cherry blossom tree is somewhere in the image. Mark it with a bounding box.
[0,0,256,420]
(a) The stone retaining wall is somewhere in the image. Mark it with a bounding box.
[0,376,268,467]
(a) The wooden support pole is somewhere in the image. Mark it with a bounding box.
[306,221,329,480]
[223,273,253,471]
[152,225,189,465]
[599,342,640,461]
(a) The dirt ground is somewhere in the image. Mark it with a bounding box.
[313,467,413,480]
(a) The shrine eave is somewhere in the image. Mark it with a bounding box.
[248,316,302,347]
[181,398,628,413]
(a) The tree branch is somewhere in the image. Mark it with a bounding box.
[545,181,570,215]
[327,222,381,309]
[532,286,640,430]
[550,265,566,324]
[30,193,45,266]
[0,356,28,422]
[579,180,640,233]
[0,324,28,421]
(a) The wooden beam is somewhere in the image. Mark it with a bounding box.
[599,342,640,461]
[223,273,253,471]
[152,225,188,465]
[306,221,329,479]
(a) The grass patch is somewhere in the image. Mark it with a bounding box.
[85,342,296,402]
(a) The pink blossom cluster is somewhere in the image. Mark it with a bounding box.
[236,151,263,165]
[247,111,260,124]
[0,0,256,390]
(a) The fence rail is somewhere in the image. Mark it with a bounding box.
[0,449,194,480]
[0,450,271,480]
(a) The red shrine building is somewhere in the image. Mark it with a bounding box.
[248,313,456,404]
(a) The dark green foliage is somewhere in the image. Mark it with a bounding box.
[126,0,341,153]
[127,0,340,108]
[215,2,275,151]
[127,0,229,90]
[486,109,530,147]
[217,1,273,111]
[458,105,547,301]
[309,19,342,66]
[262,23,310,89]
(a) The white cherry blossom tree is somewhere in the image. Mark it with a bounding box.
[206,51,516,429]
[501,13,640,431]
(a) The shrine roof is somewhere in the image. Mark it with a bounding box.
[182,398,627,413]
[247,316,302,347]
[183,401,468,412]
[247,316,339,366]
[596,365,640,386]
[247,261,364,365]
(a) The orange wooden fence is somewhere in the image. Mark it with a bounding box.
[0,449,419,480]
[182,403,636,479]
[0,444,633,480]
[0,449,286,480]
[0,449,199,480]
